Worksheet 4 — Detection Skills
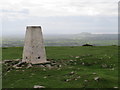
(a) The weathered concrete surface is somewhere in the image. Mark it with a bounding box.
[22,26,47,64]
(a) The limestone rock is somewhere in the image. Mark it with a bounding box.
[94,77,100,81]
[46,64,52,69]
[84,80,88,82]
[34,85,45,88]
[26,64,32,69]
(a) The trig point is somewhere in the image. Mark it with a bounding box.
[22,26,47,64]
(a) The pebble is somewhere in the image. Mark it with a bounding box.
[70,60,73,62]
[74,63,77,65]
[75,79,77,81]
[75,56,80,59]
[77,76,81,79]
[26,64,32,69]
[111,68,115,70]
[34,85,45,88]
[101,64,107,68]
[58,65,62,68]
[43,69,46,71]
[80,59,82,61]
[92,73,97,75]
[46,64,52,69]
[65,79,70,82]
[82,62,85,65]
[94,77,100,81]
[84,80,88,82]
[70,71,75,75]
[43,76,47,79]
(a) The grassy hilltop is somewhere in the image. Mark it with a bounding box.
[2,46,118,88]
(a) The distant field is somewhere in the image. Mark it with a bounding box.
[2,46,119,88]
[2,33,118,47]
[2,39,118,47]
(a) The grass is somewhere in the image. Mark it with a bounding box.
[2,46,119,88]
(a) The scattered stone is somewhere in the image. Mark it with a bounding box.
[92,73,97,75]
[26,64,32,69]
[74,63,77,65]
[51,63,56,66]
[39,65,45,68]
[65,79,71,82]
[101,64,107,68]
[108,57,111,59]
[34,85,45,88]
[84,80,88,82]
[14,59,21,61]
[58,65,62,68]
[75,56,80,59]
[77,76,81,79]
[70,60,74,62]
[46,64,52,69]
[80,59,82,61]
[43,69,46,71]
[82,62,85,65]
[43,76,47,79]
[7,71,10,72]
[74,78,78,81]
[4,60,13,63]
[13,66,22,69]
[111,68,115,70]
[15,61,26,67]
[69,71,75,75]
[113,87,118,88]
[94,77,100,81]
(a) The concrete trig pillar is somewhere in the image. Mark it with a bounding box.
[22,26,47,64]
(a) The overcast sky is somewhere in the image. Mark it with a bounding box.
[1,0,119,36]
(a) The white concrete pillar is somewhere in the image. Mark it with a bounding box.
[22,26,47,64]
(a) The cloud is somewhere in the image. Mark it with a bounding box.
[1,0,118,35]
[1,9,29,14]
[1,0,118,19]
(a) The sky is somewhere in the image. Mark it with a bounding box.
[0,0,119,37]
